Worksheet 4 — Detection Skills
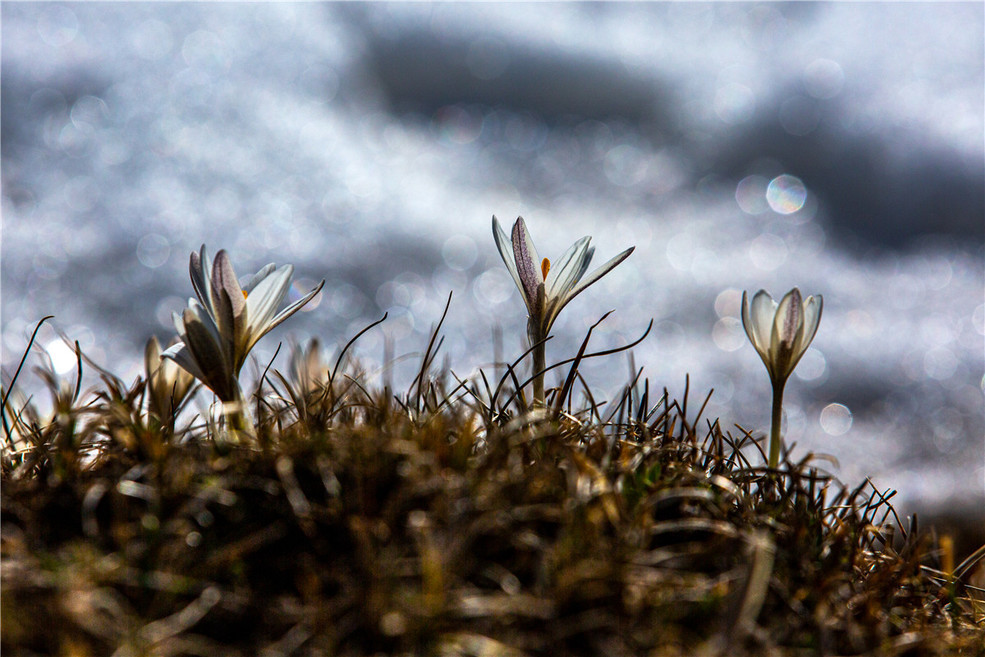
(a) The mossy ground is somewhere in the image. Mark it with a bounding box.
[2,320,983,656]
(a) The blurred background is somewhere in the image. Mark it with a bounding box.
[2,3,983,523]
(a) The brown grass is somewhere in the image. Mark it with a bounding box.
[2,317,983,656]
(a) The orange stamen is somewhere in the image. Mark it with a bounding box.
[242,290,248,299]
[541,257,551,279]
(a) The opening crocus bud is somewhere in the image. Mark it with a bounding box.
[740,287,823,469]
[145,335,194,423]
[492,215,635,405]
[742,287,821,385]
[162,245,325,441]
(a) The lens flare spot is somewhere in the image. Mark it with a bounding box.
[735,175,770,215]
[712,317,746,352]
[972,303,985,336]
[794,348,827,382]
[714,83,756,125]
[766,174,807,214]
[748,233,788,271]
[804,58,844,100]
[45,339,77,375]
[473,269,513,306]
[819,403,853,436]
[136,233,170,269]
[330,283,365,319]
[37,5,79,47]
[714,288,742,318]
[603,144,649,187]
[924,347,958,380]
[441,235,478,271]
[432,105,482,145]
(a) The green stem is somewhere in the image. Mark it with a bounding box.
[532,335,546,406]
[222,389,255,446]
[768,380,785,469]
[526,317,547,406]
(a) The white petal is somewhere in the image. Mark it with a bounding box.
[545,236,591,299]
[172,310,188,339]
[541,246,633,332]
[740,291,758,352]
[747,290,777,352]
[184,300,223,351]
[181,306,238,397]
[772,288,803,348]
[244,264,293,333]
[564,246,634,304]
[189,245,213,311]
[511,217,543,308]
[211,250,246,321]
[492,216,527,304]
[241,263,276,294]
[251,279,326,350]
[541,294,565,335]
[144,336,162,377]
[161,342,207,383]
[577,246,595,282]
[793,294,823,358]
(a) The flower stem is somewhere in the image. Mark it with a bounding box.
[528,319,546,406]
[222,390,255,446]
[768,380,785,469]
[532,339,546,406]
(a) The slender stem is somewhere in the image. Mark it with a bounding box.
[768,379,785,469]
[222,389,255,446]
[528,318,546,406]
[532,336,546,406]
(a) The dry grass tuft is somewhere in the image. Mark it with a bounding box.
[2,316,983,656]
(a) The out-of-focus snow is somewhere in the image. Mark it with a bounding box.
[2,3,983,515]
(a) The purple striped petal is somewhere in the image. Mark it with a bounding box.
[511,217,542,312]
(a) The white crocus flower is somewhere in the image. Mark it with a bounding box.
[492,215,634,403]
[163,246,324,417]
[144,335,195,424]
[741,287,823,468]
[741,288,822,385]
[290,338,330,396]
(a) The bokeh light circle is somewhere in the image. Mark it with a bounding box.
[794,348,827,382]
[804,58,845,99]
[712,317,746,352]
[442,234,478,271]
[766,174,807,214]
[819,403,853,436]
[136,233,171,269]
[291,279,322,311]
[714,83,755,125]
[473,269,513,306]
[37,5,79,47]
[45,339,78,375]
[748,233,788,270]
[735,175,770,215]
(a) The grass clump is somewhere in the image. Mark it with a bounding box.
[2,315,983,657]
